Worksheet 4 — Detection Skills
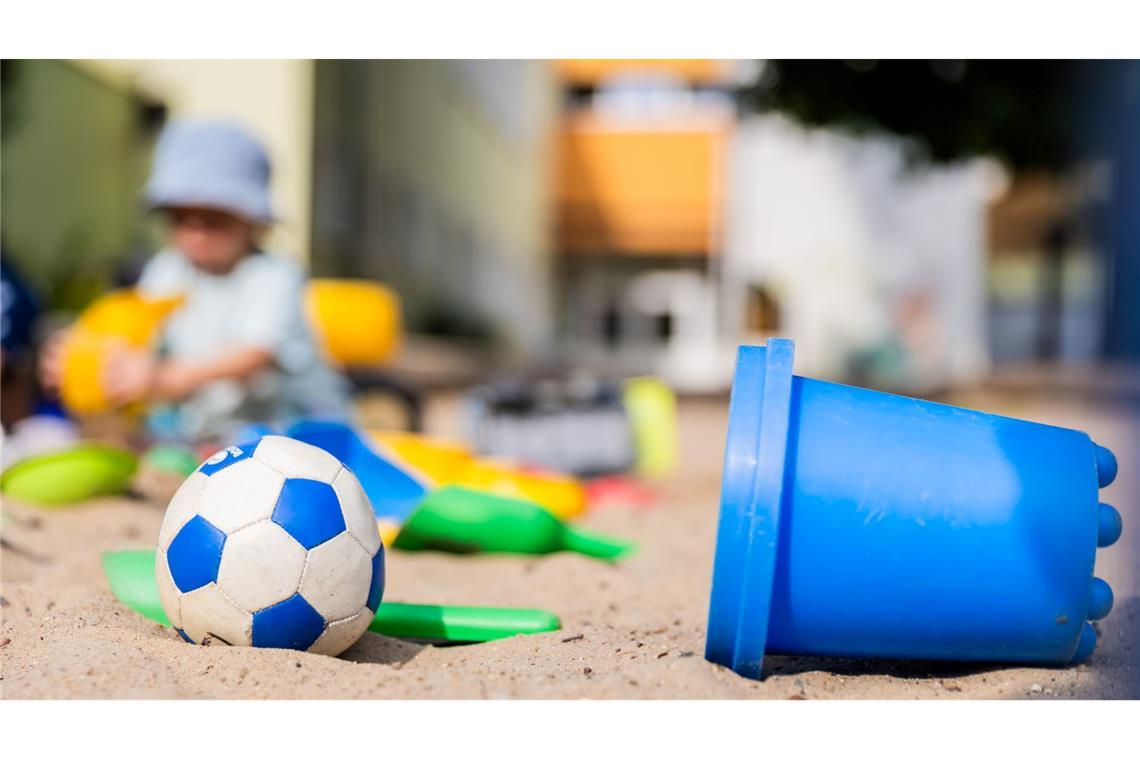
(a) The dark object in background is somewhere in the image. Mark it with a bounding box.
[1,254,43,428]
[346,368,424,433]
[467,376,636,477]
[1,255,39,363]
[1036,219,1070,362]
[745,60,1091,170]
[1100,66,1140,361]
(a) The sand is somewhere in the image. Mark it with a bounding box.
[2,385,1137,699]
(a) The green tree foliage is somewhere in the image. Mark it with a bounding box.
[744,60,1140,170]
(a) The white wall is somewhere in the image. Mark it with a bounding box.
[724,115,993,389]
[89,60,315,262]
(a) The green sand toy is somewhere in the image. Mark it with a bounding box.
[102,550,561,644]
[1,444,138,506]
[394,486,636,560]
[142,444,201,478]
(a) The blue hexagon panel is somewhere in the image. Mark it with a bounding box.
[251,593,327,650]
[272,478,345,549]
[366,547,385,612]
[167,515,227,593]
[198,442,256,476]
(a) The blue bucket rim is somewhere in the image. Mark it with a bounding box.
[705,338,796,679]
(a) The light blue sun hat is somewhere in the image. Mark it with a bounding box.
[145,120,274,223]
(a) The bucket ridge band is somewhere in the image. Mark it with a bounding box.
[705,339,796,678]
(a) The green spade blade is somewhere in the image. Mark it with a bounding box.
[102,550,560,643]
[371,603,560,643]
[103,550,172,626]
[393,486,637,561]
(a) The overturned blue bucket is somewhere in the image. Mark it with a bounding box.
[706,339,1122,680]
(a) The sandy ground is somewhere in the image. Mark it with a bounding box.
[2,381,1137,699]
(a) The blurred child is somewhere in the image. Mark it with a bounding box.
[43,120,351,444]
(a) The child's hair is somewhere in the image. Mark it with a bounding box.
[145,120,274,224]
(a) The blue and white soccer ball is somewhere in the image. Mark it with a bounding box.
[155,435,384,656]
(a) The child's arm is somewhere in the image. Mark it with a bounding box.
[154,347,275,401]
[103,346,274,405]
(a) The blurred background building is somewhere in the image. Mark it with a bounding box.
[310,60,558,359]
[2,59,1137,394]
[554,60,738,392]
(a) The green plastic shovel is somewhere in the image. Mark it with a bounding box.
[103,550,561,644]
[393,485,636,560]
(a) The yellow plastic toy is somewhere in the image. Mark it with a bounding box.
[59,279,403,416]
[455,459,586,521]
[305,279,402,367]
[372,431,474,484]
[622,376,678,478]
[60,290,185,415]
[370,431,587,521]
[60,332,120,415]
[72,289,186,345]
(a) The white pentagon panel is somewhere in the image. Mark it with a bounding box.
[253,435,343,482]
[157,471,209,549]
[216,520,307,612]
[308,607,372,656]
[196,458,285,534]
[332,467,380,555]
[298,532,372,622]
[155,549,183,629]
[180,583,253,646]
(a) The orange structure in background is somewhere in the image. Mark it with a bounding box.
[553,60,733,257]
[553,59,736,86]
[557,116,726,256]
